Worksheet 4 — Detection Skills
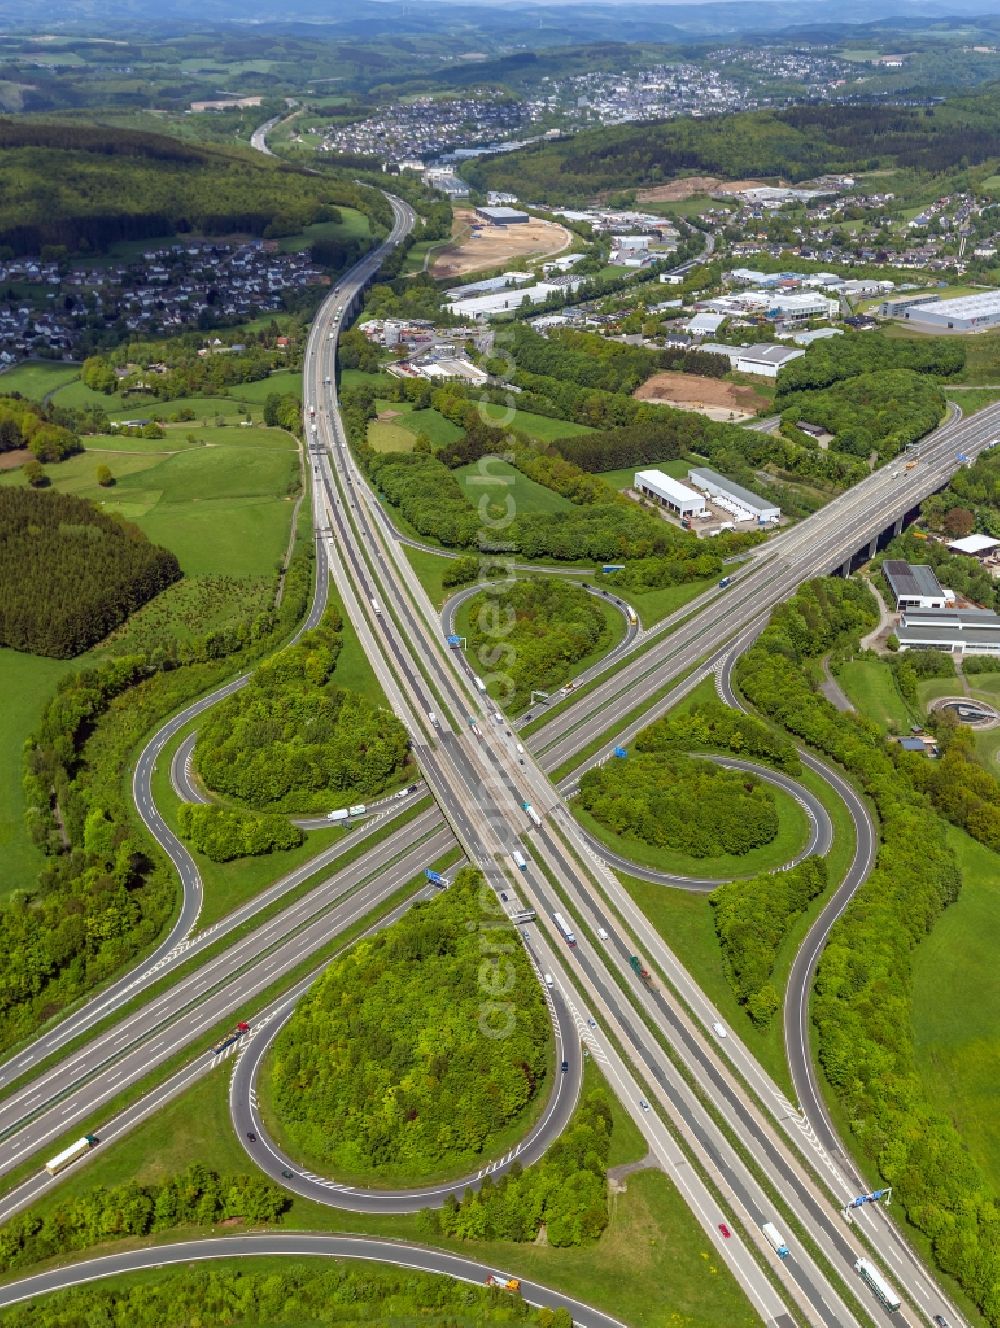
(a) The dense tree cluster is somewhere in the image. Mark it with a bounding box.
[421,1090,613,1248]
[919,445,1000,547]
[0,489,181,658]
[711,858,828,1026]
[778,369,945,462]
[468,100,1000,202]
[176,804,303,862]
[5,544,315,1054]
[368,450,478,547]
[462,578,609,710]
[733,577,1000,1324]
[196,611,409,813]
[0,1262,570,1328]
[636,697,800,773]
[0,119,387,255]
[0,394,83,461]
[907,722,1000,853]
[775,330,964,397]
[580,752,779,858]
[82,340,289,404]
[266,868,550,1181]
[0,1164,289,1277]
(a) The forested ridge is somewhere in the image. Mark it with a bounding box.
[195,609,409,812]
[468,96,1000,201]
[0,489,181,658]
[0,119,388,254]
[265,868,551,1182]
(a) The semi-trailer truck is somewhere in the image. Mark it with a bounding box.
[327,808,349,822]
[512,850,527,872]
[486,1274,521,1292]
[553,911,577,946]
[45,1135,98,1176]
[522,801,542,827]
[761,1222,789,1258]
[629,954,652,984]
[212,1021,250,1055]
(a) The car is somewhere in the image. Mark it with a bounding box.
[281,1169,294,1179]
[718,1223,731,1239]
[500,891,508,902]
[395,788,408,799]
[544,973,554,987]
[713,1022,727,1039]
[560,1060,569,1072]
[933,1317,950,1328]
[639,1099,650,1112]
[246,1131,257,1142]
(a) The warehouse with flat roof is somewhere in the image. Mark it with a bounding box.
[475,206,529,226]
[882,559,949,610]
[634,469,706,518]
[900,289,1000,332]
[897,605,1000,654]
[687,467,780,524]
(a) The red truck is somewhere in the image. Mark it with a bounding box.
[212,1021,250,1055]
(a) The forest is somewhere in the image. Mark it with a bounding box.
[0,1261,572,1328]
[0,119,388,255]
[636,696,800,773]
[0,489,182,658]
[0,1164,289,1277]
[777,368,945,462]
[421,1088,613,1248]
[733,577,1000,1324]
[774,329,964,396]
[176,803,303,862]
[578,752,779,857]
[265,868,551,1182]
[467,96,1000,202]
[0,394,83,462]
[196,611,409,813]
[462,578,611,711]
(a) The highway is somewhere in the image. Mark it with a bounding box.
[0,1235,627,1327]
[0,170,983,1328]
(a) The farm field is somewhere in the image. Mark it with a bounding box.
[634,371,768,421]
[912,826,1000,1191]
[0,360,79,400]
[429,207,571,280]
[453,455,574,516]
[478,401,593,442]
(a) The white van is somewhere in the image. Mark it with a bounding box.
[543,973,554,988]
[597,926,609,941]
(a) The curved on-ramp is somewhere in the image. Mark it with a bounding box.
[0,1235,624,1328]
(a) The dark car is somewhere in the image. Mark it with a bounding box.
[718,1223,732,1239]
[246,1131,257,1142]
[500,892,508,902]
[560,1060,569,1072]
[933,1317,950,1328]
[281,1169,294,1179]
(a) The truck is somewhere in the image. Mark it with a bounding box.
[629,954,653,984]
[425,869,445,886]
[486,1273,521,1292]
[45,1135,98,1176]
[626,607,638,626]
[427,712,439,728]
[718,576,732,589]
[348,804,366,817]
[212,1021,250,1056]
[512,850,527,872]
[523,801,542,828]
[327,808,349,822]
[602,564,625,574]
[854,1258,901,1312]
[553,911,577,946]
[761,1222,789,1259]
[473,675,487,693]
[905,460,917,470]
[309,406,316,417]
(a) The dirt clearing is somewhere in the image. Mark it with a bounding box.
[634,372,768,421]
[635,177,778,203]
[430,208,572,280]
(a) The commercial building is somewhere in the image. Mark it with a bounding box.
[896,606,1000,655]
[688,467,780,524]
[634,469,706,518]
[475,206,529,226]
[948,534,1000,558]
[446,277,582,320]
[882,559,949,610]
[880,292,940,318]
[698,342,805,380]
[895,289,1000,332]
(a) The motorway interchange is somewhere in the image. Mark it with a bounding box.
[2,188,999,1328]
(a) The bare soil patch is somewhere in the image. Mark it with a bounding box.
[635,176,776,203]
[430,208,572,281]
[0,448,30,470]
[634,371,768,421]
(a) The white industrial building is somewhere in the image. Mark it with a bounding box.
[688,467,780,524]
[447,278,582,319]
[634,469,706,517]
[896,290,1000,332]
[699,342,805,379]
[882,559,950,610]
[897,606,1000,655]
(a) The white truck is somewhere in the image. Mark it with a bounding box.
[45,1135,98,1176]
[348,803,366,817]
[327,808,349,823]
[522,802,542,828]
[761,1222,789,1259]
[511,850,527,872]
